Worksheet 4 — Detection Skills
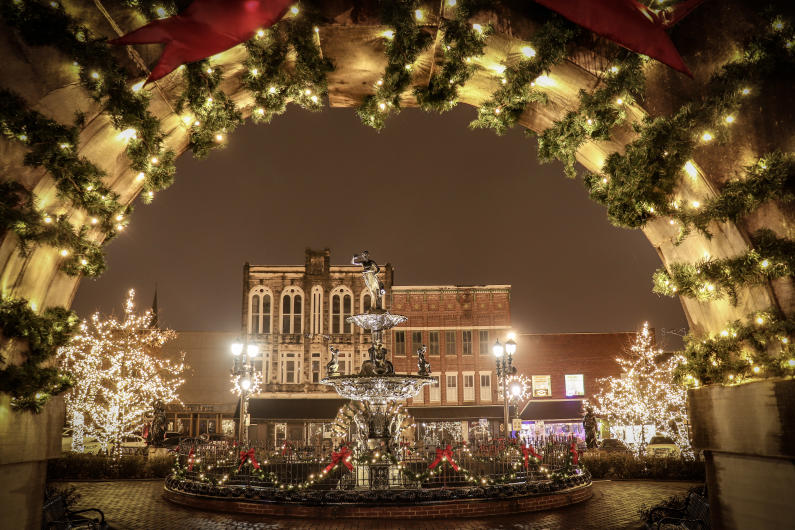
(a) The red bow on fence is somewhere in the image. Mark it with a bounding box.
[521,445,543,469]
[281,441,292,457]
[324,446,353,473]
[569,441,579,467]
[238,448,260,471]
[187,445,195,471]
[428,445,459,472]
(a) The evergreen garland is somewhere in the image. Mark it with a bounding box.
[584,20,793,229]
[176,61,242,158]
[414,0,492,113]
[653,229,794,304]
[469,17,578,134]
[675,308,794,386]
[1,0,177,200]
[244,12,333,124]
[537,53,646,177]
[0,297,79,413]
[357,0,433,130]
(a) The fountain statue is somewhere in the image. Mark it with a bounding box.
[322,251,436,486]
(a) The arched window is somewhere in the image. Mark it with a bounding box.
[330,286,354,334]
[281,287,303,334]
[361,293,372,313]
[248,286,273,334]
[311,286,323,335]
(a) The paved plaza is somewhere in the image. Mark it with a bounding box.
[52,479,698,529]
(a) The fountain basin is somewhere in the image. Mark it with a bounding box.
[321,374,436,403]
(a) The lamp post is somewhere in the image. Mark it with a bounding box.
[493,337,517,438]
[231,339,259,445]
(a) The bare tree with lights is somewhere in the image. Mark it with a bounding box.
[592,323,692,456]
[57,289,185,454]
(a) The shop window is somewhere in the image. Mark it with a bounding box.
[411,331,422,354]
[480,373,491,401]
[532,375,552,397]
[462,331,472,355]
[479,330,489,355]
[429,331,440,355]
[394,331,406,355]
[565,374,585,396]
[446,373,458,402]
[445,331,456,355]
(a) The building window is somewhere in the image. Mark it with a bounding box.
[413,387,424,403]
[430,374,441,402]
[479,373,491,401]
[395,331,406,355]
[479,330,489,355]
[330,287,353,334]
[463,373,475,401]
[281,287,303,334]
[462,331,472,355]
[445,331,456,355]
[362,293,372,313]
[312,353,321,383]
[565,374,585,396]
[274,423,287,446]
[411,331,422,355]
[532,375,552,397]
[284,359,296,384]
[446,373,458,402]
[311,286,323,335]
[429,331,440,355]
[249,287,272,334]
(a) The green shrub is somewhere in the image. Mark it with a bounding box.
[48,452,176,480]
[581,453,705,481]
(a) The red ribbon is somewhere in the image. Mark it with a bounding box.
[428,445,459,472]
[238,448,260,471]
[569,440,579,466]
[324,446,353,473]
[522,445,543,469]
[187,445,195,471]
[281,441,292,457]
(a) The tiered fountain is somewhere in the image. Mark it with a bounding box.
[322,251,435,488]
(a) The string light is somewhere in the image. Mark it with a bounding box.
[701,131,713,142]
[520,46,536,58]
[414,9,424,21]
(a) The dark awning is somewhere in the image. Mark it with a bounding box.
[407,405,509,420]
[520,400,584,422]
[241,398,350,420]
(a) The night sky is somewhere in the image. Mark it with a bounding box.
[72,106,687,348]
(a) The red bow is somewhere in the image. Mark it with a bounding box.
[111,0,294,83]
[324,446,353,473]
[187,445,195,471]
[238,448,260,471]
[281,441,292,456]
[533,0,705,76]
[522,445,543,469]
[428,445,459,472]
[569,441,579,466]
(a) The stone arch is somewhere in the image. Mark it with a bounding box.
[0,1,792,527]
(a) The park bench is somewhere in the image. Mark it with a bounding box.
[646,489,710,529]
[41,495,107,529]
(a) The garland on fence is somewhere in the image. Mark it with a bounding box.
[653,229,794,304]
[537,53,647,178]
[675,308,795,386]
[469,17,578,134]
[357,0,433,130]
[584,16,794,229]
[244,12,333,124]
[1,0,177,200]
[413,0,492,113]
[672,151,795,239]
[0,297,79,413]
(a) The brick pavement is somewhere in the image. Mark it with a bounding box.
[52,480,697,530]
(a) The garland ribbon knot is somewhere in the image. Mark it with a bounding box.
[324,446,353,473]
[238,448,260,471]
[569,440,579,466]
[187,446,195,471]
[428,445,459,472]
[522,445,543,469]
[281,441,292,456]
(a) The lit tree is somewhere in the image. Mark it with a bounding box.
[592,323,692,456]
[57,289,185,454]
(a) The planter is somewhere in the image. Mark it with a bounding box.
[688,377,795,529]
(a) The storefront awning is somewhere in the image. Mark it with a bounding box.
[407,405,508,420]
[241,398,349,420]
[520,400,585,422]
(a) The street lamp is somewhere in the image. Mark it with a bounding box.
[493,337,517,438]
[231,339,259,444]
